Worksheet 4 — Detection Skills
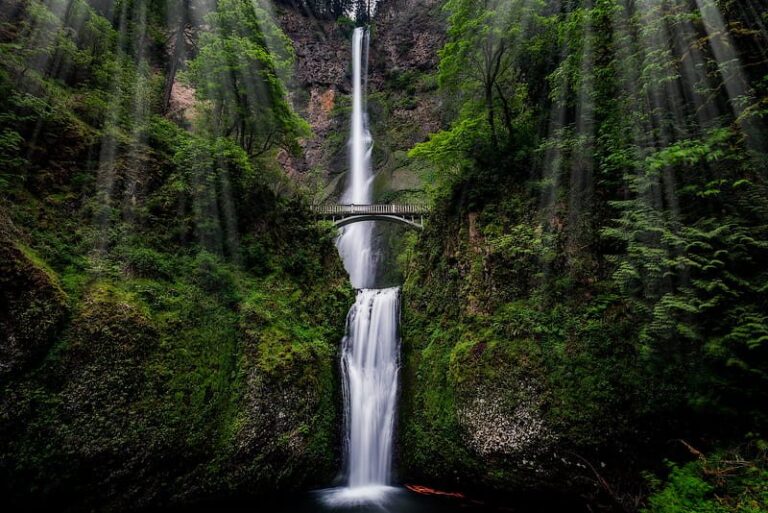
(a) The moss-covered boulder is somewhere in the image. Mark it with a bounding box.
[52,284,156,450]
[232,300,340,490]
[0,283,159,510]
[0,214,68,378]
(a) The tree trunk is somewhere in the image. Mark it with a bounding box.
[486,83,498,150]
[496,82,514,146]
[162,0,191,114]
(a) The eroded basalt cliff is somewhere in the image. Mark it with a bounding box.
[277,0,445,202]
[277,6,351,179]
[367,0,445,201]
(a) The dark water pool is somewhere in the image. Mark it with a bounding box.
[177,485,587,513]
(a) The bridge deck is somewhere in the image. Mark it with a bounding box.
[312,203,429,229]
[312,204,429,216]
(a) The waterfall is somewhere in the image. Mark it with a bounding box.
[336,26,374,289]
[343,287,400,488]
[344,27,372,207]
[322,26,401,506]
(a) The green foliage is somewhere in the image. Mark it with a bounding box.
[192,250,239,304]
[434,0,541,155]
[408,114,485,171]
[603,127,768,424]
[187,0,309,154]
[120,246,172,279]
[403,0,768,507]
[645,463,726,513]
[644,447,768,513]
[171,135,250,255]
[0,127,25,190]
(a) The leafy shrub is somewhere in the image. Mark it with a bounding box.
[241,235,271,276]
[192,251,239,305]
[122,246,172,280]
[644,447,768,513]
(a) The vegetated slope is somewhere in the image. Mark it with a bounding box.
[0,0,352,510]
[398,0,768,510]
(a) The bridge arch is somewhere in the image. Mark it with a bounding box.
[333,214,424,230]
[312,203,428,231]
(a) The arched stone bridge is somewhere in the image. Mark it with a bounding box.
[312,203,429,230]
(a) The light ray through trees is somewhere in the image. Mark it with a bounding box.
[3,0,309,266]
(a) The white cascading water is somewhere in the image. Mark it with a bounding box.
[343,287,399,488]
[336,26,374,289]
[322,25,401,506]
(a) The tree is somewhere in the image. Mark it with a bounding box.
[161,0,195,114]
[438,0,540,151]
[273,0,354,20]
[187,0,308,156]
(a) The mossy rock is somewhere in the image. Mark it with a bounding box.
[0,281,161,511]
[0,214,68,379]
[227,288,342,492]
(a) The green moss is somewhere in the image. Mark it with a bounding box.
[13,243,63,285]
[1,236,350,506]
[0,222,69,378]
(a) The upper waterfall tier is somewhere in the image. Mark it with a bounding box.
[336,26,375,289]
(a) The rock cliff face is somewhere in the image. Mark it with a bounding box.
[370,0,444,80]
[367,0,444,201]
[277,7,351,181]
[277,0,445,201]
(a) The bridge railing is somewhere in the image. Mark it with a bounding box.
[312,203,430,216]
